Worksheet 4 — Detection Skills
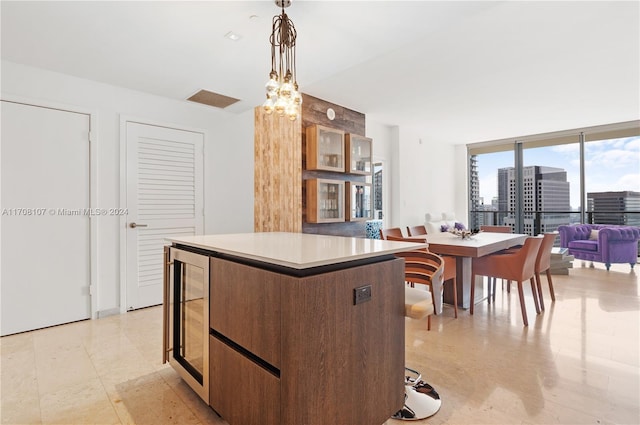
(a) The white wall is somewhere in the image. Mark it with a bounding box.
[1,60,254,315]
[365,120,394,227]
[395,126,459,228]
[365,119,465,231]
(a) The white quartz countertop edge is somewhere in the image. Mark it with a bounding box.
[167,232,427,270]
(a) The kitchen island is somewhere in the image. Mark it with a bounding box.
[163,232,426,425]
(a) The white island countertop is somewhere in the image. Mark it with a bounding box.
[168,232,427,269]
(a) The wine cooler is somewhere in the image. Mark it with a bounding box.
[163,246,210,402]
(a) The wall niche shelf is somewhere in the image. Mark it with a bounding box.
[306,124,345,172]
[345,134,372,175]
[346,182,373,222]
[306,178,345,223]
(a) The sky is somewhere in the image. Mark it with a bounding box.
[477,136,640,209]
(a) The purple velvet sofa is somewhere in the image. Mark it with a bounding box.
[558,224,640,270]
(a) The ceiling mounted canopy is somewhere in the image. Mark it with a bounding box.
[262,0,302,121]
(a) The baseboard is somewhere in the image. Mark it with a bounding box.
[97,308,121,319]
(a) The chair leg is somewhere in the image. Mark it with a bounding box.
[428,283,439,316]
[535,272,545,311]
[470,274,476,315]
[546,269,556,302]
[492,279,497,302]
[517,281,528,326]
[452,278,458,318]
[530,277,540,314]
[427,315,431,331]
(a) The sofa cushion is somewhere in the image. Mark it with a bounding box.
[569,240,599,252]
[589,229,599,240]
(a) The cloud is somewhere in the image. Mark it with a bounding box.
[625,137,640,150]
[585,149,639,169]
[617,173,640,191]
[551,144,579,154]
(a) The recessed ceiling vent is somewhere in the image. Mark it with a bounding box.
[187,90,240,109]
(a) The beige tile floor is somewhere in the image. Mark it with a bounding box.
[1,260,638,425]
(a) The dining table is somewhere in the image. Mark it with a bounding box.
[420,231,528,309]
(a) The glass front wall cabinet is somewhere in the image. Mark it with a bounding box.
[306,124,345,172]
[345,134,372,175]
[306,178,345,223]
[346,182,373,221]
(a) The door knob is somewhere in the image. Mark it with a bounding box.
[130,222,148,228]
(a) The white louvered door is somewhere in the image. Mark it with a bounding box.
[125,122,204,310]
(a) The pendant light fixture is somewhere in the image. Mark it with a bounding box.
[262,0,302,121]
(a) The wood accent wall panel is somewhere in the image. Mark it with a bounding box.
[301,94,365,136]
[254,107,302,232]
[280,258,405,425]
[301,94,369,237]
[210,258,281,368]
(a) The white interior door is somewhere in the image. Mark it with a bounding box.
[1,100,91,336]
[125,121,204,310]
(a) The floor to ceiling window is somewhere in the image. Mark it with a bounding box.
[520,142,580,235]
[468,121,640,236]
[469,149,514,230]
[584,136,640,226]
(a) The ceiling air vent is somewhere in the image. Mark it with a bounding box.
[187,90,240,109]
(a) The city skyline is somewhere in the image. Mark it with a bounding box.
[477,136,640,209]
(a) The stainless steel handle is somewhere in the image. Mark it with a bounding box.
[130,222,148,228]
[163,246,171,363]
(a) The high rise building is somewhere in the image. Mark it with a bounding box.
[587,191,640,226]
[373,168,383,220]
[496,167,510,226]
[502,166,571,234]
[469,155,480,229]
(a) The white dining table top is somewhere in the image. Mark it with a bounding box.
[422,231,528,258]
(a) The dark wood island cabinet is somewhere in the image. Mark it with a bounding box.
[163,232,425,425]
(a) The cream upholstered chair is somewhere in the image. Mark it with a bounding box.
[425,212,468,235]
[391,250,442,420]
[404,286,435,330]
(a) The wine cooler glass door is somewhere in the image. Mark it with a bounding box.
[167,247,209,402]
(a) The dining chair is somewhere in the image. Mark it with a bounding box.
[380,227,404,240]
[480,225,512,233]
[480,224,514,300]
[394,249,443,330]
[407,225,428,236]
[534,232,558,310]
[392,258,442,420]
[470,236,543,326]
[392,246,457,319]
[407,228,459,317]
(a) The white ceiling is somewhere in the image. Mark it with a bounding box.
[2,1,639,144]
